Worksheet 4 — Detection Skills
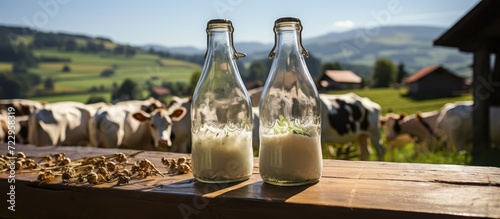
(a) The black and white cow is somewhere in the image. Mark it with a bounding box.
[0,99,45,144]
[319,93,385,161]
[251,92,385,160]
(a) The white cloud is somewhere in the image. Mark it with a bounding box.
[333,20,355,28]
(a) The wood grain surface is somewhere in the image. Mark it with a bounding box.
[0,144,498,219]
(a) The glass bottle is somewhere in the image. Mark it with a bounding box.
[259,17,322,186]
[191,19,253,183]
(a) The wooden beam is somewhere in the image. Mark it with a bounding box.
[472,47,491,165]
[491,53,500,106]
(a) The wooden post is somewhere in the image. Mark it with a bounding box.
[491,53,500,106]
[472,47,491,165]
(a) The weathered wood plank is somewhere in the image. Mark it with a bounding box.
[0,144,499,219]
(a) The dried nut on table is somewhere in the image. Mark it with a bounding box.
[161,156,192,174]
[2,151,192,185]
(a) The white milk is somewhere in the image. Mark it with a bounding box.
[259,130,322,185]
[192,128,253,183]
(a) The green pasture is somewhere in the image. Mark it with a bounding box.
[0,62,11,72]
[30,49,201,93]
[326,88,472,115]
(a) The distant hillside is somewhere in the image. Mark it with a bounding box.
[1,24,471,78]
[0,25,135,58]
[158,25,472,77]
[303,26,472,76]
[141,44,204,56]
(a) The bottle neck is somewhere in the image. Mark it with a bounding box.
[275,26,301,57]
[269,23,309,59]
[206,28,234,60]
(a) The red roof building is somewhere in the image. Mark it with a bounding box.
[405,65,466,96]
[317,70,362,91]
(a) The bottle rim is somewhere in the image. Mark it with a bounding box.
[204,19,246,60]
[268,17,309,59]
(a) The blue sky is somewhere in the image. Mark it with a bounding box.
[0,0,479,48]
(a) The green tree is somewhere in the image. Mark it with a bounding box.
[372,58,396,88]
[248,61,268,83]
[86,95,107,104]
[64,39,78,51]
[396,62,408,84]
[304,54,322,79]
[44,77,55,90]
[112,78,142,102]
[12,62,29,74]
[189,70,202,95]
[0,74,24,98]
[62,64,71,72]
[100,69,115,77]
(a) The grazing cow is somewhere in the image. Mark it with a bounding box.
[0,99,45,143]
[0,111,25,143]
[0,112,8,142]
[90,98,185,150]
[167,96,192,153]
[382,110,441,157]
[319,93,385,161]
[28,102,106,146]
[0,99,45,116]
[436,101,500,151]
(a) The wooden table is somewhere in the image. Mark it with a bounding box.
[0,144,499,219]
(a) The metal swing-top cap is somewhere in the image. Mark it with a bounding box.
[269,17,309,59]
[204,19,246,60]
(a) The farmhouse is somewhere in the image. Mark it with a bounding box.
[317,70,362,91]
[405,65,466,96]
[434,0,500,164]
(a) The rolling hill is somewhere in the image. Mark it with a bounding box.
[157,25,472,77]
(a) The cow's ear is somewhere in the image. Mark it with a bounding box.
[415,112,423,121]
[170,107,187,122]
[398,113,406,121]
[132,111,151,122]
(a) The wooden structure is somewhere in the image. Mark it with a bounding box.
[317,70,362,91]
[1,145,499,218]
[405,65,466,96]
[434,0,500,165]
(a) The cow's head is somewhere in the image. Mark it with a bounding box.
[132,106,187,148]
[382,113,406,141]
[140,97,163,114]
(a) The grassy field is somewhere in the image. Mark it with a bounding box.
[326,88,472,115]
[0,62,11,72]
[29,49,201,99]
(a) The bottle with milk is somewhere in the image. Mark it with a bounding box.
[191,19,253,183]
[259,17,322,186]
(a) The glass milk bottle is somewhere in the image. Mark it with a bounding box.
[259,17,322,186]
[191,19,253,183]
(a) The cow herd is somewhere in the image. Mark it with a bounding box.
[1,91,498,161]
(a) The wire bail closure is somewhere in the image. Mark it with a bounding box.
[204,19,246,60]
[268,17,309,59]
